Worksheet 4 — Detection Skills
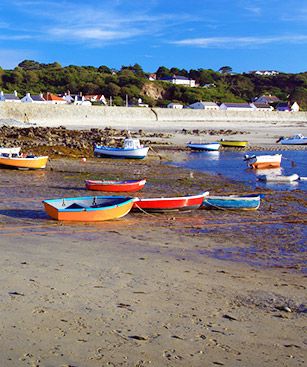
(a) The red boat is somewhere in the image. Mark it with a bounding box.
[133,192,209,212]
[85,178,146,192]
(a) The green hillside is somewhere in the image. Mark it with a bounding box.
[1,60,306,109]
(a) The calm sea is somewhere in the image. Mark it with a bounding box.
[171,149,307,191]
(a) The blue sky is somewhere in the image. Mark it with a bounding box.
[0,0,307,73]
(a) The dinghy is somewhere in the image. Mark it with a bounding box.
[277,134,307,145]
[43,196,137,221]
[220,139,248,148]
[85,178,146,192]
[202,194,261,210]
[187,142,220,151]
[244,154,282,169]
[94,138,149,159]
[0,152,49,169]
[133,192,209,213]
[257,173,300,182]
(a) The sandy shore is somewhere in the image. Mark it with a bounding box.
[0,121,306,366]
[1,159,306,367]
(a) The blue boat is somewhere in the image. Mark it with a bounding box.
[94,138,149,159]
[202,194,261,210]
[187,142,220,151]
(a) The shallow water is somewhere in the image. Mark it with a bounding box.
[169,149,307,272]
[170,149,307,191]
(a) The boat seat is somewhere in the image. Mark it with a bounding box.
[65,203,85,209]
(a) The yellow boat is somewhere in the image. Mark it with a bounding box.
[0,153,49,169]
[220,139,248,148]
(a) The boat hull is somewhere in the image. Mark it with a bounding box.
[94,146,149,159]
[187,142,220,151]
[133,192,209,212]
[246,154,282,169]
[220,140,248,147]
[85,179,146,192]
[0,156,49,169]
[202,194,261,210]
[43,196,136,221]
[258,174,299,182]
[279,135,307,145]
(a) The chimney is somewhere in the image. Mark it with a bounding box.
[14,90,18,96]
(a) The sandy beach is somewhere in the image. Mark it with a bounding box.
[0,119,306,367]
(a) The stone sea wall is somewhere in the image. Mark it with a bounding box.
[0,102,306,130]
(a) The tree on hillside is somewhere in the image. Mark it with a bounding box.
[18,60,41,70]
[219,66,232,75]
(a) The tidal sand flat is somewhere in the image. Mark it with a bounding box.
[0,156,306,367]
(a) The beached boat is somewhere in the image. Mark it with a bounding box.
[187,142,220,151]
[220,139,248,148]
[202,194,261,210]
[43,195,137,221]
[244,154,282,169]
[0,153,49,169]
[257,173,300,183]
[94,138,149,159]
[0,147,21,155]
[277,134,307,145]
[85,178,146,192]
[133,192,209,212]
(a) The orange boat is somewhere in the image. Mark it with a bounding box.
[244,154,282,169]
[85,178,146,192]
[43,195,137,222]
[0,153,49,169]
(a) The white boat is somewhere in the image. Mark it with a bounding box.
[187,142,220,151]
[94,138,149,159]
[0,147,21,155]
[277,134,307,145]
[244,154,282,169]
[257,173,300,182]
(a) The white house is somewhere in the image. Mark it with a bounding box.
[219,103,254,111]
[250,103,274,111]
[0,90,21,102]
[290,102,300,112]
[43,92,67,104]
[189,101,219,110]
[167,103,183,109]
[84,94,107,105]
[250,70,280,76]
[73,94,92,106]
[160,75,196,87]
[21,93,46,103]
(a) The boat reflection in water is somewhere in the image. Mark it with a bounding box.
[254,167,283,176]
[189,150,220,160]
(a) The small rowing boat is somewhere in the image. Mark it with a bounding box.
[85,178,146,192]
[0,153,49,169]
[133,192,209,212]
[43,196,137,221]
[202,194,261,210]
[244,154,282,169]
[220,139,248,148]
[187,142,220,151]
[94,138,149,159]
[257,173,300,182]
[277,134,307,145]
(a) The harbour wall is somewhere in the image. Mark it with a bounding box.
[0,103,306,131]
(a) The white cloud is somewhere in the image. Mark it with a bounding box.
[172,35,307,48]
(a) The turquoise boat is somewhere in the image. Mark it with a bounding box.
[202,194,261,210]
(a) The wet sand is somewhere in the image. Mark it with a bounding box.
[0,155,306,366]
